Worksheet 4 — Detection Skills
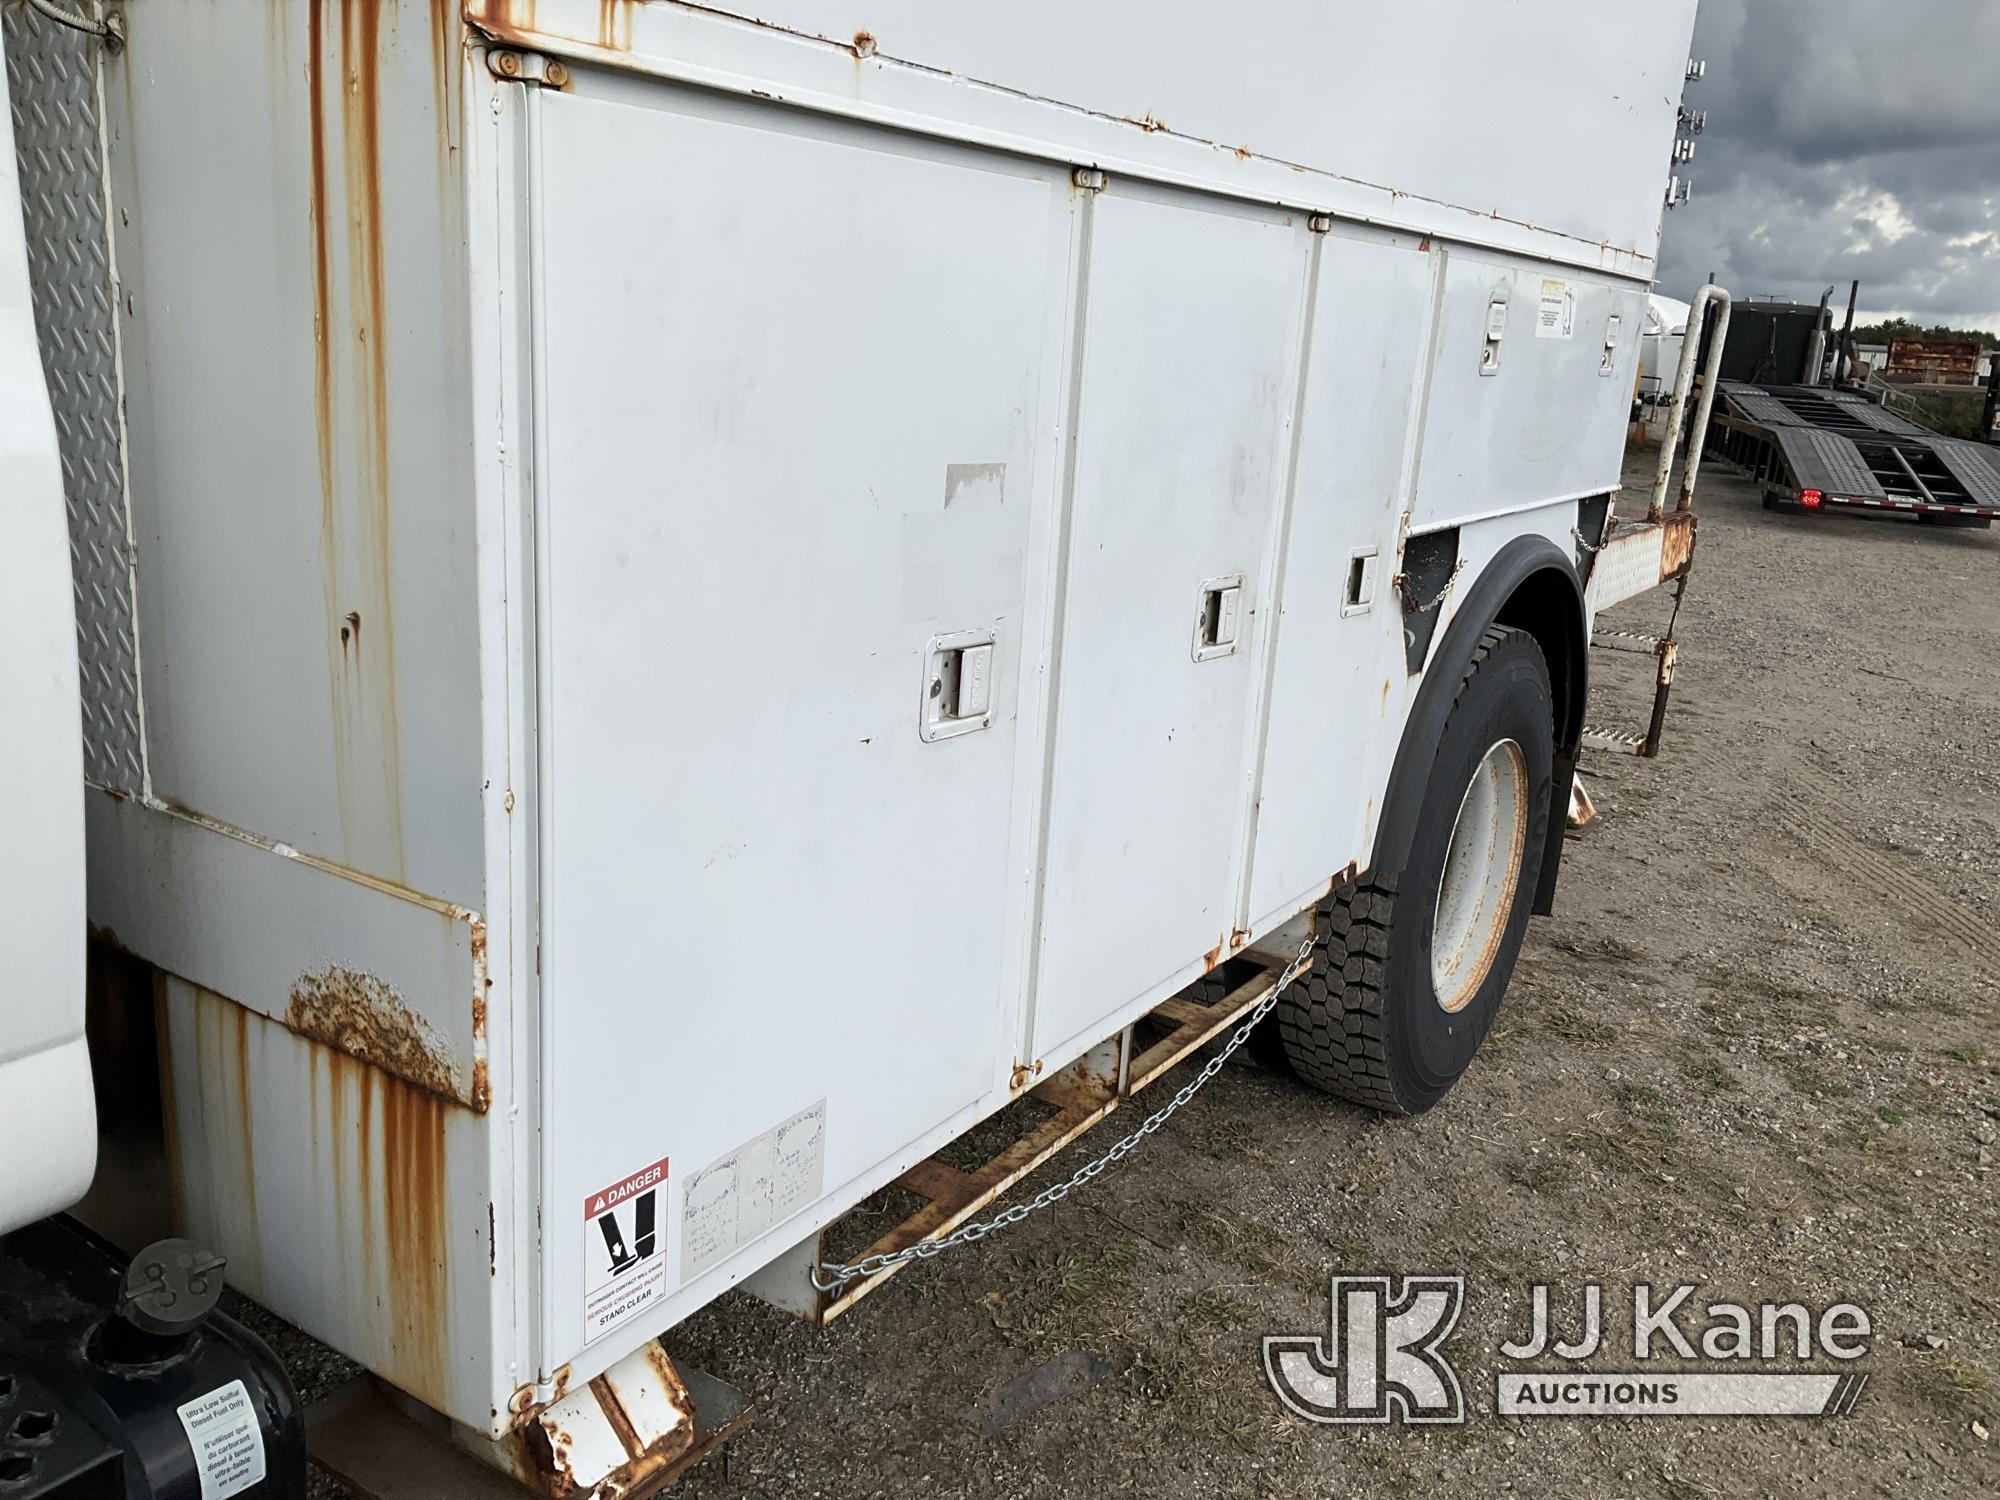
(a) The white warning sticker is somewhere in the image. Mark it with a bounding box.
[681,1100,828,1281]
[176,1379,266,1500]
[583,1155,669,1342]
[1536,276,1577,339]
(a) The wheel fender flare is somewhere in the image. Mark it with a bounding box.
[1372,534,1587,911]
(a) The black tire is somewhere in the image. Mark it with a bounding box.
[1275,625,1554,1115]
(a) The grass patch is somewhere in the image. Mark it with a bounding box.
[1180,1285,1258,1330]
[1856,1035,1911,1055]
[1537,997,1617,1046]
[1676,1045,1739,1094]
[1942,1046,1982,1066]
[1614,1082,1680,1137]
[1781,1060,1852,1099]
[1050,1240,1140,1307]
[1699,969,1836,1025]
[1923,1355,1996,1415]
[1696,996,1749,1040]
[1568,1120,1681,1177]
[1876,1105,1909,1125]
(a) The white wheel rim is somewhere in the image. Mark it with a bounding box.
[1431,738,1530,1014]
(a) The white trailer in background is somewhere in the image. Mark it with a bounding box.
[1640,293,1695,404]
[4,1,1712,1492]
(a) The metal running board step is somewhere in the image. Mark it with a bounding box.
[1591,627,1664,656]
[1583,623,1679,759]
[1581,724,1651,755]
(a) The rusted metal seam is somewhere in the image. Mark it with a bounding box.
[129,794,476,919]
[111,797,488,1108]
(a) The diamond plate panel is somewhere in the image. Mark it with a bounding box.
[4,5,144,792]
[1822,390,1930,437]
[1773,428,1885,499]
[1931,439,2000,508]
[1719,383,1810,427]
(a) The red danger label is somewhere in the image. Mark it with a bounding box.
[585,1157,669,1220]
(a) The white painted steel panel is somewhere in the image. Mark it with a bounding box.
[1245,228,1437,926]
[723,0,1695,259]
[157,976,499,1430]
[0,24,91,1231]
[1411,252,1646,529]
[106,2,485,902]
[468,0,1697,280]
[1031,187,1307,1064]
[530,80,1073,1361]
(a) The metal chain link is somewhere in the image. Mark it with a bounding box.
[1570,525,1604,556]
[811,934,1316,1291]
[1397,558,1466,615]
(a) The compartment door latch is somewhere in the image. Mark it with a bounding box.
[920,630,996,742]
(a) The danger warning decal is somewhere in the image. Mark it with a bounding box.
[582,1156,669,1342]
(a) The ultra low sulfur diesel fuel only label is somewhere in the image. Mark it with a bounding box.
[175,1380,266,1500]
[583,1156,670,1341]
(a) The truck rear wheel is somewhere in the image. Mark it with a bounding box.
[1277,625,1553,1114]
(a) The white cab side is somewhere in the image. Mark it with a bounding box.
[0,33,92,1235]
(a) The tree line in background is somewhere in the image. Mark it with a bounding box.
[1849,318,2000,350]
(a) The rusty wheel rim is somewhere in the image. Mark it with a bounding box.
[1431,737,1530,1015]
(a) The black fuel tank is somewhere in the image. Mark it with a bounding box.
[0,1216,304,1499]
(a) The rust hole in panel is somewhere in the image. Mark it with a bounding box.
[850,29,876,58]
[289,967,462,1103]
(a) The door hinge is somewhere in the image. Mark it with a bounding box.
[487,49,571,89]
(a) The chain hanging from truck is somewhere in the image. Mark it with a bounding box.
[811,935,1316,1290]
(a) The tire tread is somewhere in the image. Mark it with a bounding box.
[1275,625,1536,1115]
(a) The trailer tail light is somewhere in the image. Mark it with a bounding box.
[1800,488,1823,509]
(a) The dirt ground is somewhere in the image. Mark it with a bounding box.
[299,441,2000,1498]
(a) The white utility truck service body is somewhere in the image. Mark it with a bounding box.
[4,0,1701,1470]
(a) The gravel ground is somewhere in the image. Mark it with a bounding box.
[295,440,2000,1498]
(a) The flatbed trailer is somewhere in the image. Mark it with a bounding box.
[1708,380,2000,526]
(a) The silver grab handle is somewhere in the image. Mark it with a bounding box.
[1647,283,1733,521]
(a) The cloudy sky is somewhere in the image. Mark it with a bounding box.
[1658,0,2000,331]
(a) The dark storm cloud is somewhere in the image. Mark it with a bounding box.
[1658,0,2000,328]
